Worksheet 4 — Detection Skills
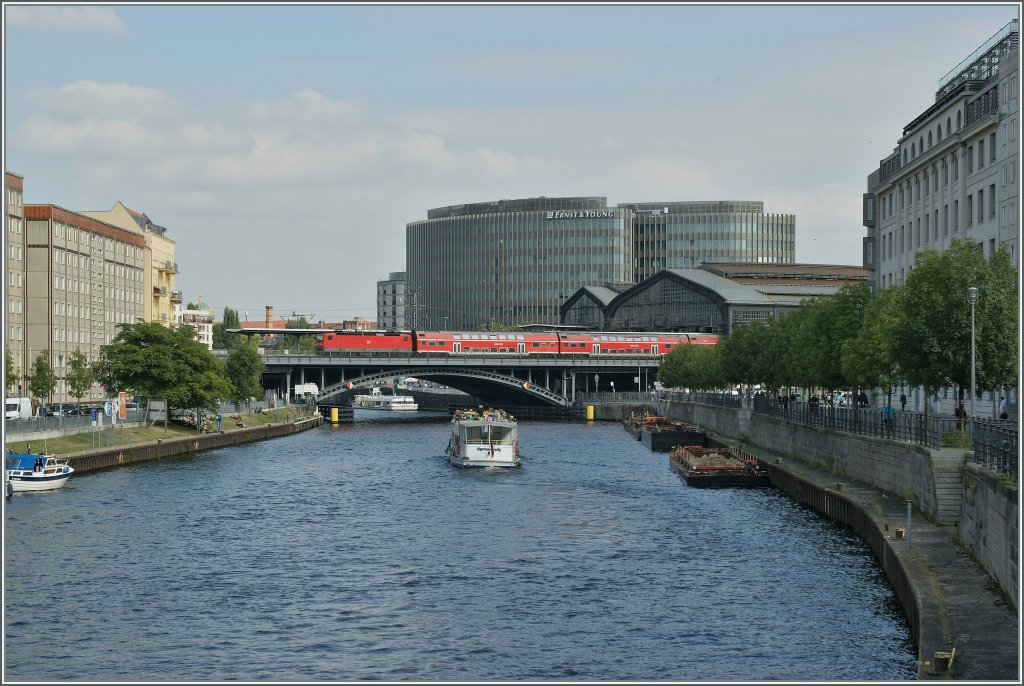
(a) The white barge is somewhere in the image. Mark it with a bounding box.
[352,387,419,411]
[446,408,520,468]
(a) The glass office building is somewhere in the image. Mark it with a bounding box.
[406,196,795,331]
[407,197,632,330]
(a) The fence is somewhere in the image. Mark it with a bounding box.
[749,396,1017,477]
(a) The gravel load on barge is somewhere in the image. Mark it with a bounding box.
[668,445,770,488]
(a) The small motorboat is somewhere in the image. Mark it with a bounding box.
[5,453,75,492]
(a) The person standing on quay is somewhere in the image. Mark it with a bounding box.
[882,403,895,436]
[999,396,1008,420]
[899,392,907,412]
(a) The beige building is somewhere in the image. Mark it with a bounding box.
[81,202,180,326]
[5,172,26,395]
[21,202,146,404]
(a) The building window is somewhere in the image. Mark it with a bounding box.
[953,153,958,180]
[989,184,995,218]
[928,132,933,148]
[990,133,996,162]
[954,200,960,230]
[944,205,949,235]
[938,123,943,141]
[957,111,962,130]
[968,145,974,173]
[978,139,984,169]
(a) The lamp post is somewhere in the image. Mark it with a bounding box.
[968,287,978,421]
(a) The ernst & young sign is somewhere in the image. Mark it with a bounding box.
[546,210,615,219]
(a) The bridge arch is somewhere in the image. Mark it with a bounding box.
[316,368,568,407]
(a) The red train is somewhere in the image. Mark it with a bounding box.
[318,330,718,356]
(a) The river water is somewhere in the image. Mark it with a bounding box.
[4,411,916,681]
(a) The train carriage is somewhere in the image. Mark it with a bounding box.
[316,328,719,356]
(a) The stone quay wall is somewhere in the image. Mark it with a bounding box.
[65,417,322,474]
[958,462,1020,610]
[654,399,1017,610]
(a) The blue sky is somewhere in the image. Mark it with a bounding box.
[3,2,1019,322]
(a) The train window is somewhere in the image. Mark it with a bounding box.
[454,334,462,339]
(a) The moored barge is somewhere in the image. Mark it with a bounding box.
[624,413,708,451]
[668,445,769,488]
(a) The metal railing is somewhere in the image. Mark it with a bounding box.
[748,396,1018,477]
[658,391,745,408]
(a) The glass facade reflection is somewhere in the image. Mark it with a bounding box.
[627,201,796,282]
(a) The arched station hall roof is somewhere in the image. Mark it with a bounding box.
[561,264,867,335]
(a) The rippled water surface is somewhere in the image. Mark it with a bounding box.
[4,412,915,681]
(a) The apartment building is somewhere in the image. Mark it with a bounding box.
[81,201,180,326]
[5,172,26,392]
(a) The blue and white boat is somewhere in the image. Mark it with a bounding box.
[445,408,520,468]
[5,453,74,492]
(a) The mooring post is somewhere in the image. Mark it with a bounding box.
[905,500,912,550]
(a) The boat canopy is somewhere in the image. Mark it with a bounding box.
[5,454,49,470]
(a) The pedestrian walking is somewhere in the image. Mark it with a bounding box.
[999,396,1008,420]
[899,392,907,412]
[882,403,895,436]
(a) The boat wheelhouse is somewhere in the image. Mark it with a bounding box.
[446,408,519,468]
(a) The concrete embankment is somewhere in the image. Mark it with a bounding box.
[64,416,322,474]
[585,399,1019,680]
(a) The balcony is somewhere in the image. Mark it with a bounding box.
[170,290,182,302]
[153,286,167,296]
[158,260,179,273]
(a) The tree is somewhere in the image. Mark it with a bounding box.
[276,316,316,352]
[659,343,725,391]
[841,286,902,409]
[801,284,872,392]
[719,320,771,389]
[5,347,17,395]
[226,337,265,411]
[890,240,1019,415]
[27,349,56,409]
[66,348,95,405]
[213,306,241,350]
[94,321,232,413]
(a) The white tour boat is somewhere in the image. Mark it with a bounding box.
[352,387,419,411]
[5,453,75,492]
[445,408,520,468]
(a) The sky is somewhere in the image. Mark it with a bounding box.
[3,2,1020,323]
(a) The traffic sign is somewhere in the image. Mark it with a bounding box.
[104,400,113,416]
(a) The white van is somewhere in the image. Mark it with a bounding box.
[5,397,33,420]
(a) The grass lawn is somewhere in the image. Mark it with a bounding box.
[5,406,314,457]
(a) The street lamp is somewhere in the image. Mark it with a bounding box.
[967,287,978,421]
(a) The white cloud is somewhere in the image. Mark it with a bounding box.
[28,80,178,119]
[6,6,125,32]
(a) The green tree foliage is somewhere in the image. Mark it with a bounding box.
[659,343,725,391]
[841,286,902,406]
[212,307,241,350]
[226,337,265,411]
[94,322,232,412]
[801,285,872,391]
[27,349,56,406]
[276,316,317,352]
[66,348,95,405]
[5,347,17,395]
[890,240,1019,408]
[718,320,771,388]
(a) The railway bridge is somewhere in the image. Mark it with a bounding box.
[250,351,664,407]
